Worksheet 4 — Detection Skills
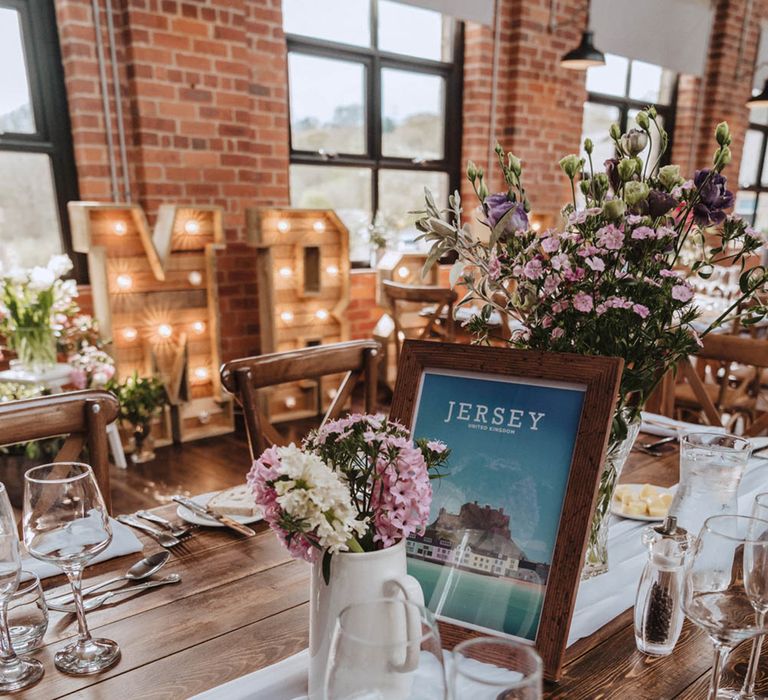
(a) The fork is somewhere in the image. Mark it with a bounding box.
[116,515,181,547]
[135,510,193,538]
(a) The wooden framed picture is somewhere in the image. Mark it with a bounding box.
[389,340,622,681]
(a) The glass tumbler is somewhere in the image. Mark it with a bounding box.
[8,572,48,653]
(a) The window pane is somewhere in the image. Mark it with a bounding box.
[756,194,768,233]
[290,164,372,261]
[735,190,757,224]
[0,152,62,268]
[378,1,452,61]
[0,8,35,134]
[288,53,366,155]
[740,130,763,187]
[381,69,444,160]
[586,54,629,97]
[282,0,370,47]
[580,102,620,165]
[378,169,449,249]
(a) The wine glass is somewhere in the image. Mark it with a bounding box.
[0,482,44,691]
[734,494,768,700]
[325,598,447,699]
[22,463,120,675]
[682,515,768,700]
[451,637,542,699]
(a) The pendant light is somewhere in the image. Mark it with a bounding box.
[747,79,768,110]
[561,30,605,70]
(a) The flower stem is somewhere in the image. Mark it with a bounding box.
[346,537,364,553]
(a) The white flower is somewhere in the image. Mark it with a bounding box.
[28,266,55,292]
[6,267,27,284]
[47,254,73,278]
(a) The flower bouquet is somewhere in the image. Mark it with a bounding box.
[68,344,116,389]
[0,255,79,372]
[415,112,767,576]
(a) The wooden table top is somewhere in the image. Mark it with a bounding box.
[17,440,768,699]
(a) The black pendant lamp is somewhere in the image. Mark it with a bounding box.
[561,29,605,70]
[747,79,768,110]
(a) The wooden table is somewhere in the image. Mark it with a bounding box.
[17,441,768,699]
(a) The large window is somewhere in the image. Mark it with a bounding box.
[580,54,677,171]
[0,1,80,276]
[735,107,768,234]
[284,0,463,265]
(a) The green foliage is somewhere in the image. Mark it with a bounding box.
[107,371,168,429]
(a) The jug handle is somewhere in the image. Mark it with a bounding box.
[383,575,425,673]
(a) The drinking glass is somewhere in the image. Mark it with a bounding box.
[682,515,768,700]
[8,572,48,653]
[734,493,768,700]
[325,598,447,700]
[451,637,542,699]
[22,463,120,675]
[668,433,752,535]
[0,483,44,691]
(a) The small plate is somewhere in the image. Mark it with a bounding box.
[176,491,263,527]
[611,483,676,522]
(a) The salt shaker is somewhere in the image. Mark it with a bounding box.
[634,515,691,656]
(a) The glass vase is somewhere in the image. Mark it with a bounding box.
[582,412,642,580]
[8,327,57,374]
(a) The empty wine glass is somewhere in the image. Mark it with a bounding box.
[325,598,447,700]
[451,637,542,699]
[734,494,768,700]
[0,482,44,691]
[682,515,768,700]
[22,463,120,675]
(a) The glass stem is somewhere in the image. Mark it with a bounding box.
[66,568,92,643]
[708,643,731,700]
[0,602,18,664]
[740,614,766,699]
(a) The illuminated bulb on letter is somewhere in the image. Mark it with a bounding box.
[192,320,206,334]
[157,323,173,339]
[397,266,410,279]
[188,270,203,286]
[285,396,297,409]
[315,309,329,321]
[279,266,292,278]
[122,327,138,342]
[326,265,339,276]
[113,220,127,236]
[280,311,294,323]
[327,388,338,399]
[194,367,209,381]
[184,219,201,235]
[532,221,542,232]
[116,274,133,290]
[277,219,290,233]
[313,220,325,233]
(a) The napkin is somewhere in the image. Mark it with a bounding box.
[21,518,143,581]
[640,411,726,438]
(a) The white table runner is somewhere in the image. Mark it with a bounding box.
[192,451,768,700]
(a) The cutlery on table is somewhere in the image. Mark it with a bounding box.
[46,550,170,606]
[172,496,256,537]
[633,435,678,454]
[116,515,181,547]
[136,510,193,538]
[47,574,181,613]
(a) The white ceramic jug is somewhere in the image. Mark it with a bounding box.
[308,539,424,699]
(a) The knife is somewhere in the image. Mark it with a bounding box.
[172,496,256,537]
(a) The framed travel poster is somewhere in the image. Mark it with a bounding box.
[389,340,622,681]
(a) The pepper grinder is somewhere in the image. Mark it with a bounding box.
[634,515,691,656]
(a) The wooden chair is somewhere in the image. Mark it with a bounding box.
[220,340,381,459]
[382,280,458,365]
[0,390,119,513]
[674,333,768,434]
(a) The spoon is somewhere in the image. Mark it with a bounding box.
[47,574,181,613]
[46,550,170,606]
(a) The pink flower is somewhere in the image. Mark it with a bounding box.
[69,369,87,390]
[672,284,694,302]
[551,327,565,340]
[596,303,607,315]
[626,215,644,225]
[655,226,676,238]
[523,259,544,280]
[568,210,587,225]
[633,304,650,319]
[542,275,560,294]
[631,226,655,240]
[541,236,560,253]
[550,253,570,271]
[573,292,594,313]
[426,440,447,454]
[596,225,624,250]
[585,256,605,272]
[487,255,501,280]
[541,315,553,328]
[660,269,681,278]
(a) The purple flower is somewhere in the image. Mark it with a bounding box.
[633,304,650,319]
[692,169,734,225]
[573,292,594,313]
[596,224,624,250]
[604,158,621,193]
[541,236,560,253]
[484,193,529,233]
[523,259,543,280]
[585,256,605,272]
[671,284,694,302]
[487,255,501,280]
[631,226,655,241]
[648,189,678,218]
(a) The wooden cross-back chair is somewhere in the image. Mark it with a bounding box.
[0,390,119,513]
[673,333,768,435]
[220,340,381,459]
[382,280,458,365]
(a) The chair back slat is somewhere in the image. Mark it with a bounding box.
[323,370,358,425]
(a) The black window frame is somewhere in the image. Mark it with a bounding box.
[285,0,464,268]
[736,121,768,227]
[0,0,82,280]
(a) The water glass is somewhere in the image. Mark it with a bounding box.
[325,598,447,700]
[8,572,48,654]
[682,515,768,700]
[451,637,542,699]
[23,462,120,675]
[668,432,752,534]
